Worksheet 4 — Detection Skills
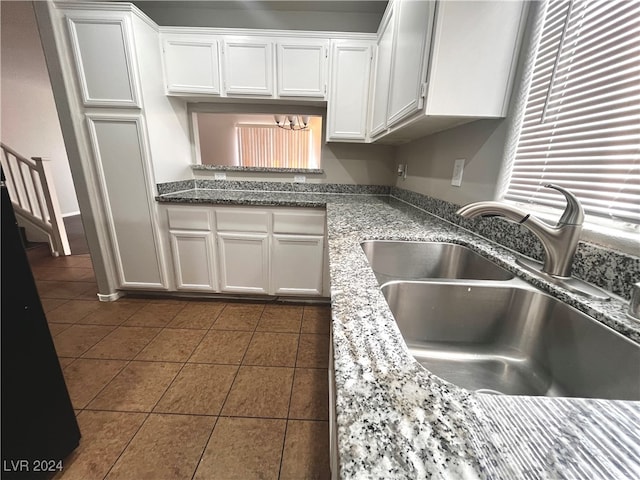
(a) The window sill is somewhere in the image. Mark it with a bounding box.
[191,165,324,174]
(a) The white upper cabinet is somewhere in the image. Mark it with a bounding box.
[425,1,526,117]
[276,39,329,98]
[66,13,141,107]
[326,40,373,142]
[368,0,527,143]
[386,0,436,127]
[162,36,221,95]
[222,37,274,96]
[369,5,396,136]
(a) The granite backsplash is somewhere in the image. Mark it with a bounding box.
[156,180,639,300]
[390,187,639,300]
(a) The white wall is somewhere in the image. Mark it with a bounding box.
[131,13,194,185]
[1,1,79,216]
[394,119,508,205]
[393,1,539,206]
[197,114,240,166]
[322,142,396,185]
[194,141,396,185]
[135,1,385,32]
[190,105,396,185]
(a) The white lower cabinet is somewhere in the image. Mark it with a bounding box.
[169,231,217,291]
[217,232,270,294]
[162,205,327,297]
[272,234,324,295]
[166,206,217,292]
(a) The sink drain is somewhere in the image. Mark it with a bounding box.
[475,388,504,395]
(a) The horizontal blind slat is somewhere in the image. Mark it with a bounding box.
[504,0,640,226]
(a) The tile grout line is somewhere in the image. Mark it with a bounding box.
[189,302,266,480]
[100,411,151,480]
[147,304,222,421]
[213,303,265,416]
[277,305,306,479]
[79,305,181,411]
[91,304,196,480]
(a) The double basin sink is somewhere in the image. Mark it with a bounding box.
[361,240,640,400]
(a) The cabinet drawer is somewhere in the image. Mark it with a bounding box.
[273,210,325,235]
[167,208,211,231]
[216,209,269,232]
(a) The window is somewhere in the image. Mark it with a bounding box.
[503,0,640,229]
[193,112,322,170]
[237,124,315,169]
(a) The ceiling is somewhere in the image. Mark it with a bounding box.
[129,0,388,32]
[132,1,388,14]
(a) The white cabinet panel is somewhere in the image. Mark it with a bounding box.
[66,15,140,107]
[425,1,526,117]
[386,0,436,127]
[222,38,274,96]
[273,210,325,235]
[163,37,220,95]
[167,207,211,230]
[277,40,328,98]
[161,205,327,297]
[217,232,269,294]
[216,208,270,232]
[326,40,373,142]
[369,6,395,137]
[272,234,324,296]
[170,231,217,291]
[85,114,167,289]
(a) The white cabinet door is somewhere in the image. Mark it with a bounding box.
[425,1,526,117]
[369,6,395,137]
[386,0,436,127]
[277,40,328,98]
[169,231,217,291]
[217,232,269,294]
[326,40,373,142]
[272,234,324,296]
[222,38,274,96]
[66,14,141,107]
[85,114,168,290]
[163,37,220,95]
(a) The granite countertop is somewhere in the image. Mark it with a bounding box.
[157,188,640,479]
[191,164,324,174]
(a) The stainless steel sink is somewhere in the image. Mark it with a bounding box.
[381,281,640,400]
[361,241,514,284]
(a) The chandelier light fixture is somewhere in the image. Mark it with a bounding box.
[274,115,310,130]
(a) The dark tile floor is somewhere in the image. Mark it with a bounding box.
[28,249,331,480]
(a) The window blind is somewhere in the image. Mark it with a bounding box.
[237,125,313,169]
[504,0,640,225]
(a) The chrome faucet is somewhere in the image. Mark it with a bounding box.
[456,184,584,278]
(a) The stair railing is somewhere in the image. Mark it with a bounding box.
[1,143,71,256]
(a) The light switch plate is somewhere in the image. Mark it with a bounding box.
[451,159,465,187]
[294,175,306,183]
[214,172,226,180]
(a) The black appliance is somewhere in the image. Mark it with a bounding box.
[1,170,81,478]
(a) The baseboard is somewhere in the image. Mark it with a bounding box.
[97,291,122,302]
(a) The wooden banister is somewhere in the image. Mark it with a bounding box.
[0,143,71,256]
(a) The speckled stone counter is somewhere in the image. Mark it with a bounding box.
[157,188,640,479]
[191,164,324,174]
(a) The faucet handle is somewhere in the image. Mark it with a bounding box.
[545,184,584,226]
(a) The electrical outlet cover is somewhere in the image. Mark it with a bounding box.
[214,172,226,181]
[451,159,465,187]
[294,175,306,183]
